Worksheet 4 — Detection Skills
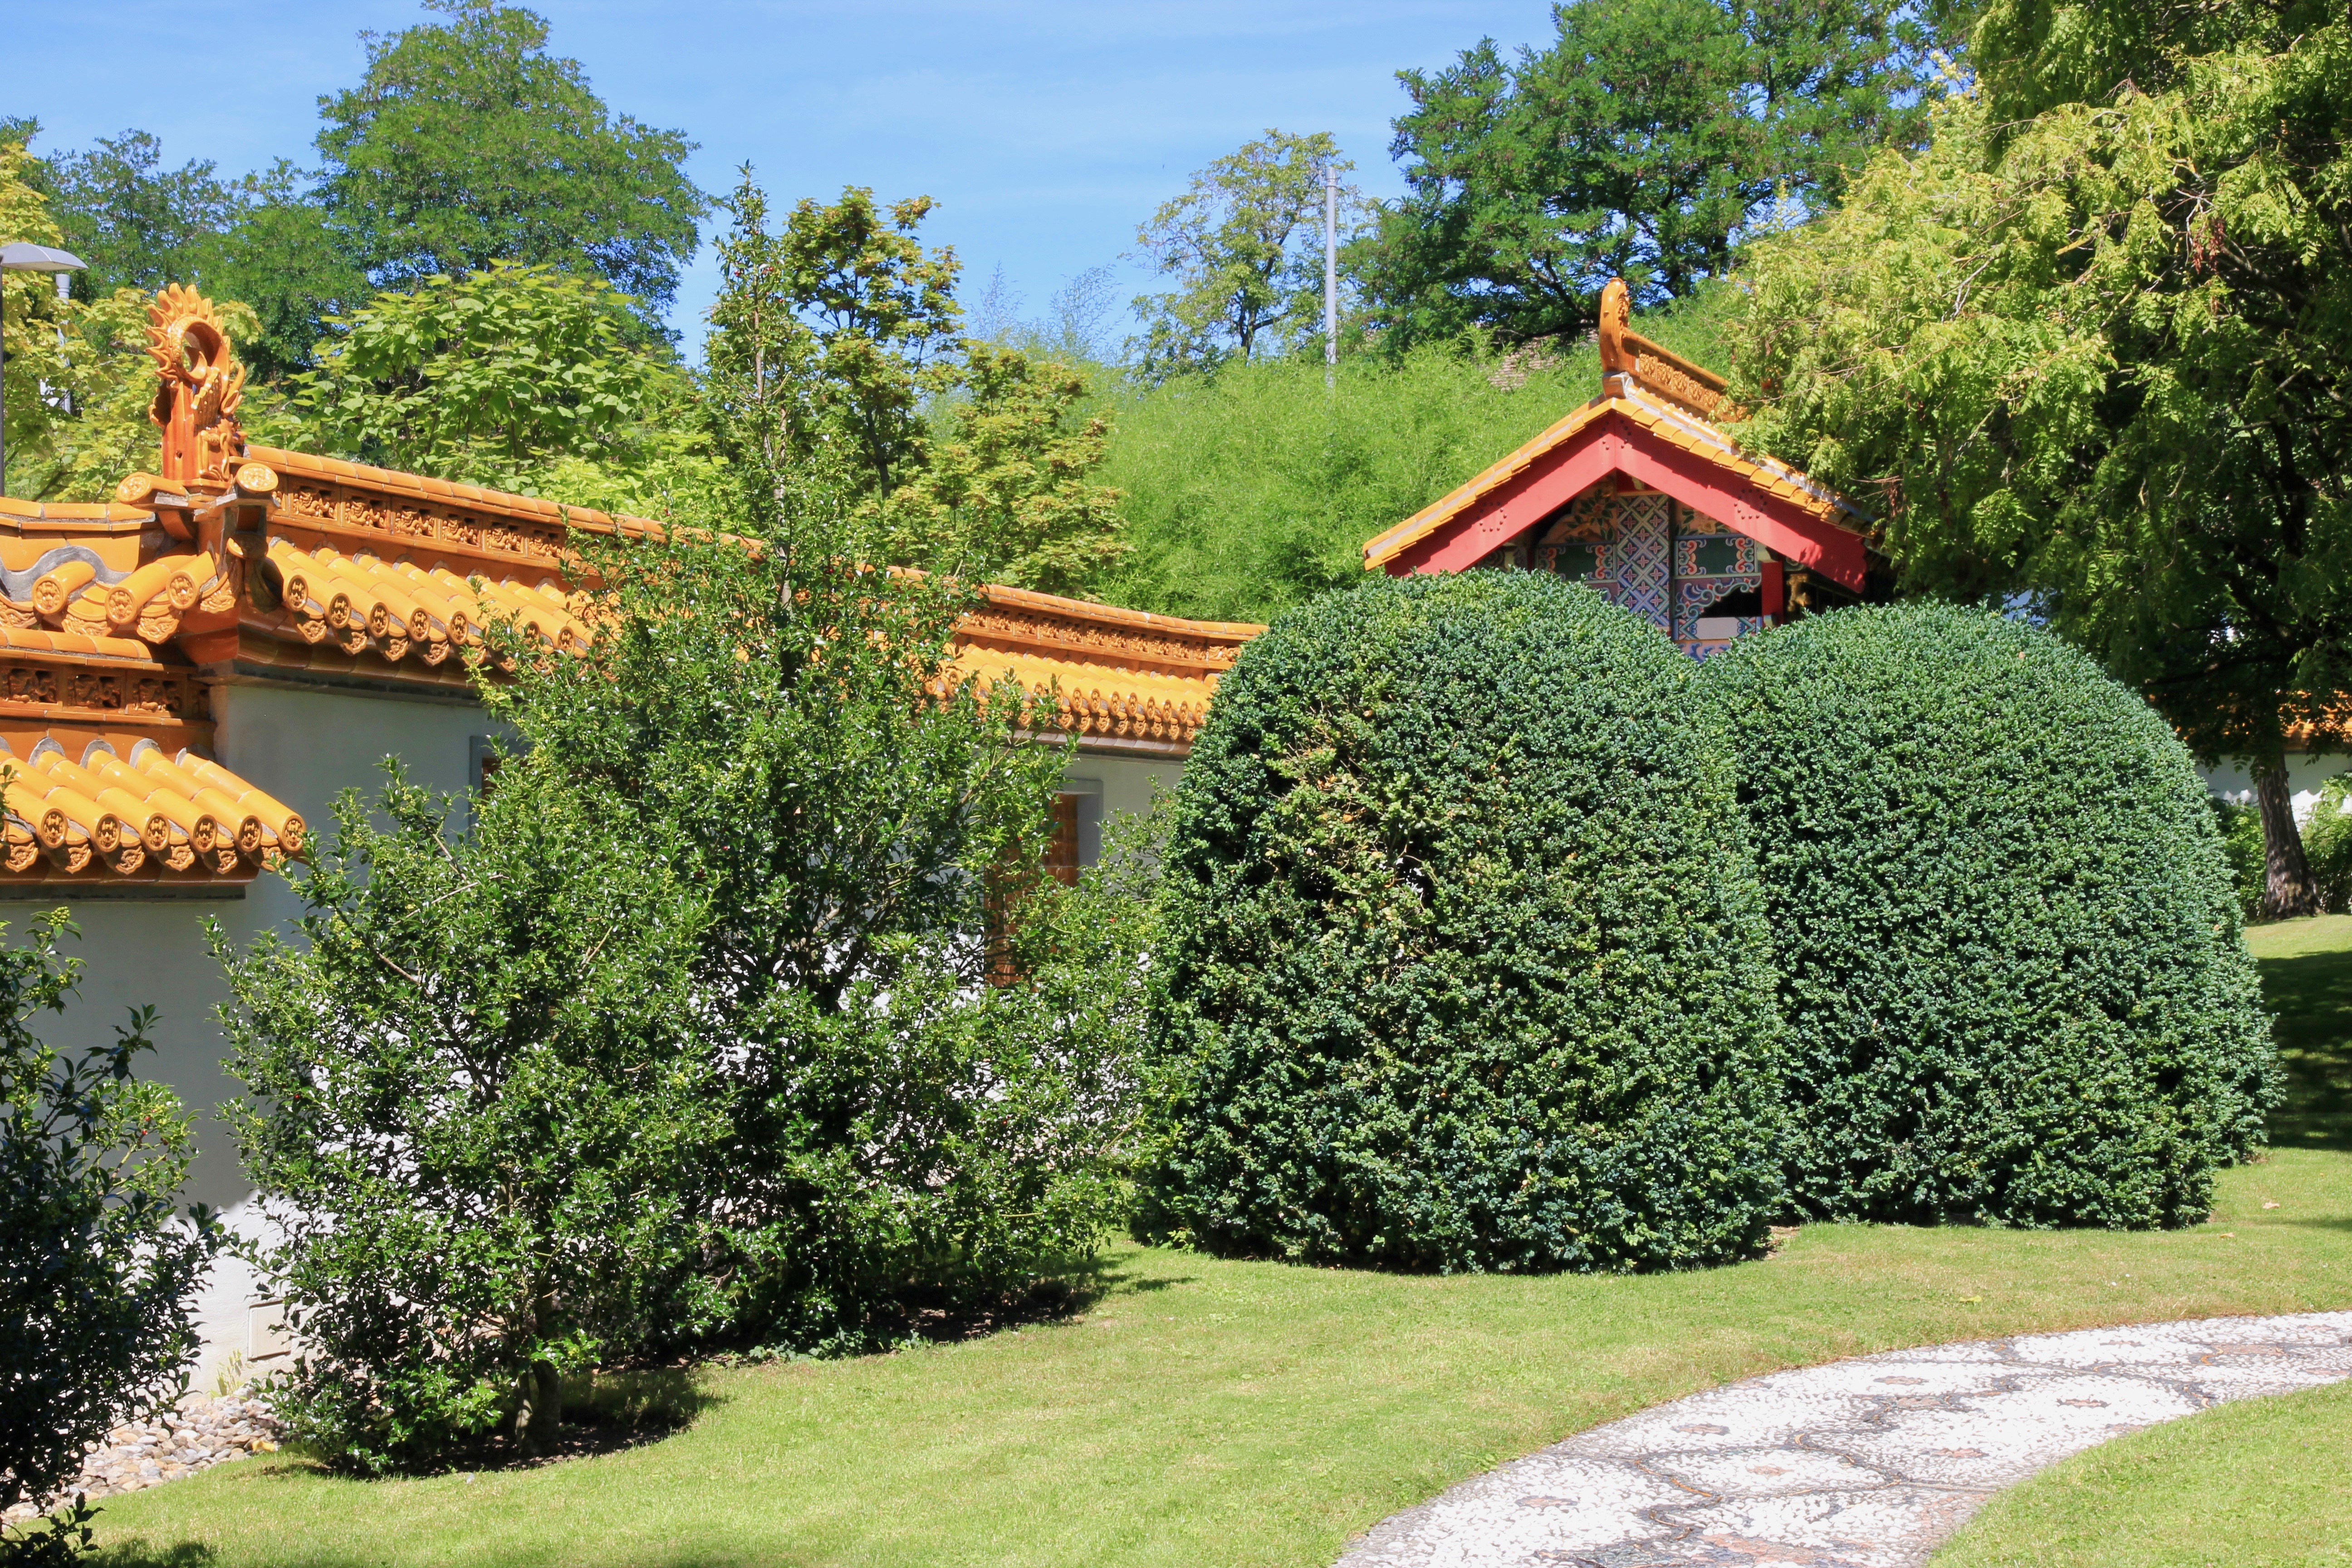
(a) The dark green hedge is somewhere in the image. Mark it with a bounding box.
[1143,571,1785,1273]
[1697,602,2277,1229]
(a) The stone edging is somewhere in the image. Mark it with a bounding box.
[3,1394,282,1529]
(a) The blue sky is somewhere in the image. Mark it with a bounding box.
[15,1,1558,351]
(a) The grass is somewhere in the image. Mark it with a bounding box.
[1919,914,2352,1568]
[1934,1378,2352,1567]
[2245,913,2352,1150]
[86,916,2352,1568]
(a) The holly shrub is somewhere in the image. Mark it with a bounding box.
[1698,602,2277,1229]
[1143,571,1786,1273]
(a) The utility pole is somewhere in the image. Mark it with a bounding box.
[1323,165,1339,388]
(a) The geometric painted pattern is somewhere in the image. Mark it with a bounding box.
[1524,483,1772,656]
[1611,494,1672,632]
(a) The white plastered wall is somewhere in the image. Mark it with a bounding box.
[15,679,500,1388]
[1059,747,1186,866]
[2202,752,2352,822]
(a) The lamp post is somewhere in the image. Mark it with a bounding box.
[0,242,89,490]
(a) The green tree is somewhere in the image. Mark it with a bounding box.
[218,762,730,1471]
[706,174,963,504]
[315,0,706,317]
[1727,1,2352,917]
[1364,0,1934,345]
[196,163,368,382]
[294,261,673,495]
[2,140,290,504]
[44,130,235,300]
[1131,130,1362,373]
[18,122,359,382]
[2,136,75,493]
[2,913,221,1560]
[478,510,1137,1348]
[882,342,1127,594]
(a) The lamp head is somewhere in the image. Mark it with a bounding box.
[0,243,87,274]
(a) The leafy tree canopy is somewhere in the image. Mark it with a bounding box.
[882,342,1127,595]
[1130,130,1364,375]
[1362,0,1936,346]
[316,0,706,318]
[1727,0,2352,913]
[294,260,673,495]
[45,130,236,299]
[706,174,961,504]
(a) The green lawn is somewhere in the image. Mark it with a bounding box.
[85,920,2352,1568]
[1919,915,2352,1568]
[2245,913,2352,1150]
[1934,1377,2352,1567]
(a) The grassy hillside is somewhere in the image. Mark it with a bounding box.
[1089,287,1741,626]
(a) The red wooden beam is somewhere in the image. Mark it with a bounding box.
[1384,412,1868,592]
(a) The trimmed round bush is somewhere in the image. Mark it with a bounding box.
[1696,602,2277,1230]
[1144,571,1786,1273]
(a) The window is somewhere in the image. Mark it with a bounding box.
[1044,792,1081,887]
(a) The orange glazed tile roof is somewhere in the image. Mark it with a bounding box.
[0,736,298,885]
[257,539,593,666]
[0,282,1271,784]
[951,585,1263,757]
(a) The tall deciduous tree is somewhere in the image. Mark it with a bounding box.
[487,283,1141,1343]
[706,174,962,505]
[1729,0,2352,918]
[1131,130,1363,374]
[45,131,235,300]
[315,0,706,318]
[1363,0,1934,345]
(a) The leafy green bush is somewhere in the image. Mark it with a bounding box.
[1144,571,1786,1273]
[480,495,1144,1357]
[1698,603,2278,1229]
[2207,794,2265,922]
[218,761,731,1472]
[2299,776,2352,914]
[2,914,220,1562]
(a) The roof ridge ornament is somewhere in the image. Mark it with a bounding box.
[1595,278,1736,425]
[143,284,249,495]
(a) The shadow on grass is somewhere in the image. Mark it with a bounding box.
[2255,945,2352,1148]
[90,1546,215,1568]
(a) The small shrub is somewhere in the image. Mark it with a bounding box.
[1,914,219,1563]
[2207,795,2264,921]
[2300,776,2352,913]
[1698,603,2278,1229]
[1144,571,1786,1273]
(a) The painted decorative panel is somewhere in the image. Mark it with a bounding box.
[1672,500,1764,657]
[1518,485,1770,657]
[1612,494,1672,632]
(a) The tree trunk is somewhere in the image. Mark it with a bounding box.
[2255,755,2323,920]
[511,1360,562,1454]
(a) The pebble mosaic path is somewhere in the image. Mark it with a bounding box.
[1336,1311,2352,1568]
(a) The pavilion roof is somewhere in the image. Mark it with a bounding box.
[1360,280,1876,592]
